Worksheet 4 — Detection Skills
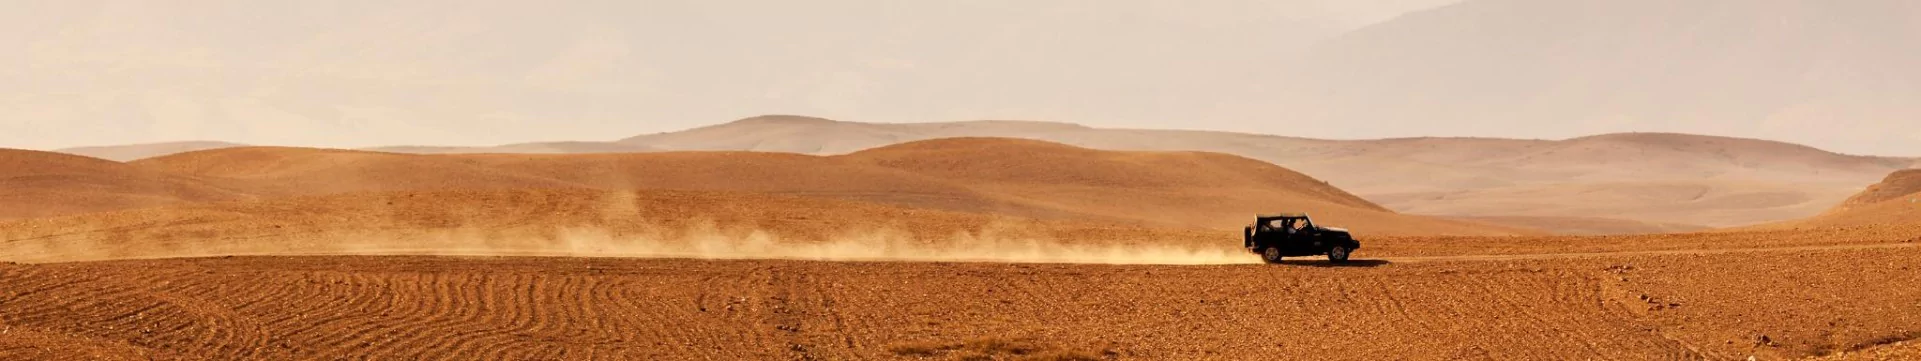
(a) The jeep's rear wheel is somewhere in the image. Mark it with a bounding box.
[1328,245,1351,263]
[1261,247,1284,264]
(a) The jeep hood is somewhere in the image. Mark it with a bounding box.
[1316,226,1350,233]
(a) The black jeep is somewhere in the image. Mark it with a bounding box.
[1243,213,1360,264]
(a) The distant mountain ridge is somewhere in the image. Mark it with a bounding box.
[611,116,1921,233]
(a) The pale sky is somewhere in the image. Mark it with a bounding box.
[0,0,1443,150]
[6,0,1920,156]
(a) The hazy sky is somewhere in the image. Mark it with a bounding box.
[6,0,1920,156]
[0,0,1447,149]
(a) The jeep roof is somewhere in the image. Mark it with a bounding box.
[1256,213,1309,220]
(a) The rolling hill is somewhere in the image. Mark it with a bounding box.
[621,117,1905,186]
[840,137,1381,210]
[130,147,589,196]
[1840,169,1921,206]
[620,115,1114,154]
[366,141,656,155]
[119,139,1517,236]
[451,150,1041,218]
[1776,169,1921,228]
[615,116,1907,233]
[832,138,1503,234]
[66,114,1907,233]
[0,149,250,220]
[54,141,248,162]
[0,137,1554,262]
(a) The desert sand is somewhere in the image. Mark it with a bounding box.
[3,238,1920,360]
[59,116,1912,235]
[97,138,1524,236]
[0,148,251,220]
[12,1,1921,358]
[5,136,1920,361]
[195,115,1890,235]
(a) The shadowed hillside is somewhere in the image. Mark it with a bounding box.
[1775,169,1921,228]
[1841,169,1921,206]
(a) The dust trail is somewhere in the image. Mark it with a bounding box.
[225,221,1262,265]
[538,225,1260,265]
[0,189,1259,265]
[328,238,1261,265]
[340,221,1263,265]
[0,218,1259,265]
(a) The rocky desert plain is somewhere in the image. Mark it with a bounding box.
[0,114,1914,361]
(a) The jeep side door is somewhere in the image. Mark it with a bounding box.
[1280,219,1314,255]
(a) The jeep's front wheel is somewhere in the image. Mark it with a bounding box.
[1327,245,1351,263]
[1261,247,1284,264]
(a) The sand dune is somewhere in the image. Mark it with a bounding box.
[133,145,1060,219]
[53,141,248,162]
[622,117,1906,179]
[841,137,1382,210]
[451,151,1028,217]
[0,149,249,220]
[539,138,1534,234]
[616,117,1910,233]
[107,139,1521,236]
[367,141,655,155]
[836,138,1522,234]
[69,116,1904,233]
[130,147,590,196]
[621,117,1902,185]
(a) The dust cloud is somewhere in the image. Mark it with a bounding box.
[0,191,1259,265]
[330,221,1258,265]
[1,221,1259,265]
[542,224,1260,265]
